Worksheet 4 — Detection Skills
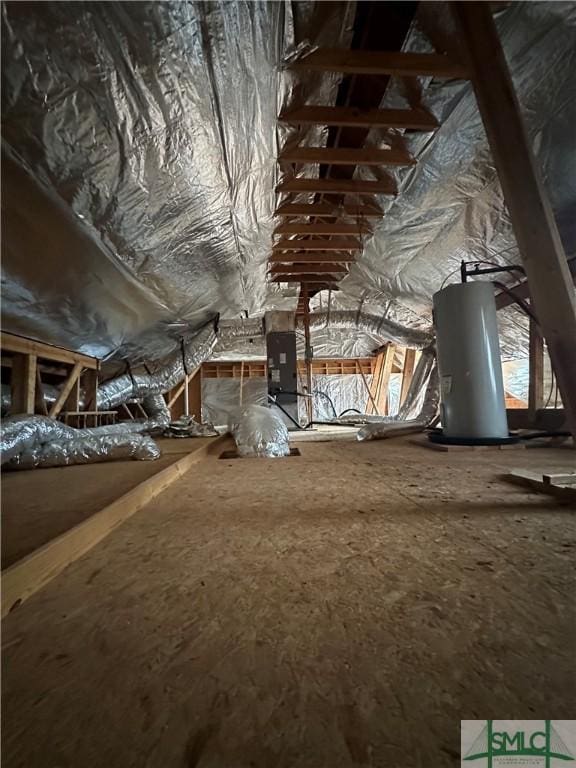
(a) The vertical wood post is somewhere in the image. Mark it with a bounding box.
[10,353,37,414]
[400,348,416,406]
[528,315,544,418]
[452,2,576,438]
[189,369,202,421]
[302,285,313,424]
[84,369,99,412]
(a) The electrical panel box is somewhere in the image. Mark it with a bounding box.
[266,331,298,426]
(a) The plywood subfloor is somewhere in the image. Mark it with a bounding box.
[1,437,213,568]
[2,439,575,767]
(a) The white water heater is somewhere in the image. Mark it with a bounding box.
[433,281,508,439]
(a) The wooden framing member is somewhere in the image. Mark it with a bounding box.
[290,49,468,79]
[10,353,37,415]
[400,349,417,406]
[270,264,348,275]
[1,435,230,619]
[275,202,383,218]
[270,275,340,284]
[1,331,99,370]
[273,238,362,252]
[276,177,397,196]
[279,105,438,131]
[452,1,576,437]
[83,369,99,411]
[357,359,380,415]
[279,146,415,168]
[368,345,396,415]
[48,362,83,419]
[528,316,544,417]
[269,252,356,264]
[274,222,371,237]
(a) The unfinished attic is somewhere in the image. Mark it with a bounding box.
[1,0,576,765]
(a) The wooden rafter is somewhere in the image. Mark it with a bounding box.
[273,238,362,252]
[276,177,397,196]
[270,275,340,284]
[269,252,356,263]
[270,263,348,275]
[279,145,415,167]
[274,222,371,236]
[275,202,383,218]
[290,49,468,79]
[280,105,438,131]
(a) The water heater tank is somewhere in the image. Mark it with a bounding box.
[433,281,508,439]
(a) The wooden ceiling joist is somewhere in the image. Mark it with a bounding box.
[290,49,468,79]
[270,263,348,275]
[280,105,438,131]
[269,252,356,263]
[271,275,340,284]
[276,177,397,196]
[274,202,383,218]
[273,238,362,252]
[274,222,370,236]
[279,145,416,167]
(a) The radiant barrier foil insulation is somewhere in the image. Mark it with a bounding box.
[433,282,508,439]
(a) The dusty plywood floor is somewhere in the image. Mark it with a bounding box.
[1,437,213,568]
[2,439,575,767]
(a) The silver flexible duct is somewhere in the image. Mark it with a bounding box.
[229,405,290,458]
[7,433,160,470]
[357,364,439,442]
[296,311,433,350]
[97,323,218,411]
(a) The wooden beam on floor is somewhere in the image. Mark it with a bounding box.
[1,435,230,619]
[273,238,362,252]
[1,331,99,369]
[10,353,37,415]
[279,106,438,131]
[452,1,576,438]
[48,362,83,419]
[270,264,347,276]
[291,49,468,79]
[276,177,397,196]
[275,202,383,218]
[269,252,356,264]
[274,222,371,237]
[400,348,417,406]
[279,145,416,168]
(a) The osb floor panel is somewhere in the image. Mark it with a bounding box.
[1,437,213,569]
[2,439,575,768]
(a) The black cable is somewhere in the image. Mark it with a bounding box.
[267,394,305,430]
[492,281,537,323]
[338,408,363,417]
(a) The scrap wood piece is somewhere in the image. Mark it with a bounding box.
[503,469,576,502]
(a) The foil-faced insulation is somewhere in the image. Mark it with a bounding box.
[0,415,78,466]
[97,323,218,410]
[7,434,160,470]
[229,404,290,458]
[296,312,433,350]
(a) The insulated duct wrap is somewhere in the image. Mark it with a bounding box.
[8,434,160,470]
[97,324,218,410]
[229,405,290,458]
[296,312,433,350]
[0,415,78,465]
[357,363,439,442]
